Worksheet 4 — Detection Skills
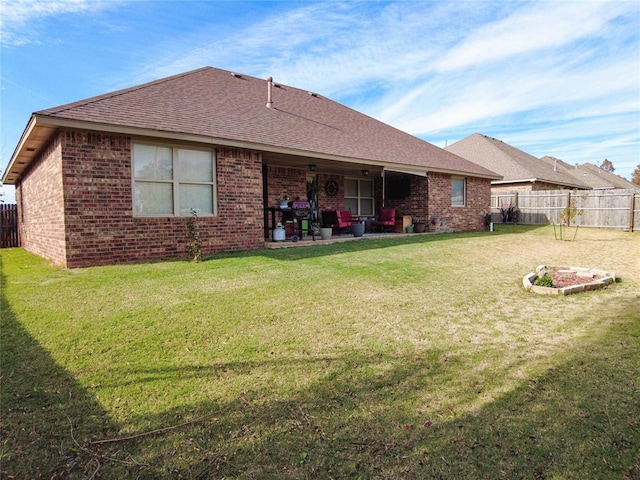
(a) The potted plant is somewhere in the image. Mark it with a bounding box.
[306,179,319,202]
[320,226,333,240]
[352,221,365,237]
[413,220,426,233]
[306,179,320,224]
[308,222,321,240]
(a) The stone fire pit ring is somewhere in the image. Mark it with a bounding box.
[523,265,616,296]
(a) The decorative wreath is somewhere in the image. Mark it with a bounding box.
[324,179,338,196]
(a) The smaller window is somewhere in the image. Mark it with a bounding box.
[451,177,466,207]
[344,178,374,216]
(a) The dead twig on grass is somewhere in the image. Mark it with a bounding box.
[67,414,149,475]
[89,413,216,445]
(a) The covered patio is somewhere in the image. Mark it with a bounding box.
[261,149,434,243]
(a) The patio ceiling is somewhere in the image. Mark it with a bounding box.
[261,150,384,178]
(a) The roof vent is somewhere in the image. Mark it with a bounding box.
[308,91,318,97]
[231,72,242,78]
[266,76,274,109]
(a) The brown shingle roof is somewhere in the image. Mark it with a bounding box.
[446,133,584,188]
[540,157,640,190]
[3,67,500,184]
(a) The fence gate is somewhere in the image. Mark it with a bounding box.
[1,204,20,248]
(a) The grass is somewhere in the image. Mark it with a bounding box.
[1,225,639,479]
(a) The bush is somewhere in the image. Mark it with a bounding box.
[186,209,202,263]
[534,274,554,287]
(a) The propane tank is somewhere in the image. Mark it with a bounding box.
[273,222,286,241]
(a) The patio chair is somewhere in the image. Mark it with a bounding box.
[372,208,395,232]
[321,209,353,234]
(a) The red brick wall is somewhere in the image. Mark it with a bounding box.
[266,166,307,207]
[61,130,133,267]
[492,181,569,192]
[317,174,345,213]
[214,147,264,250]
[532,181,570,191]
[427,172,491,231]
[378,175,429,222]
[492,183,534,192]
[15,134,67,265]
[19,129,265,267]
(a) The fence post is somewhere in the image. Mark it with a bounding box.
[630,193,635,233]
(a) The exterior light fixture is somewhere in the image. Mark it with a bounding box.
[361,169,369,176]
[309,164,317,171]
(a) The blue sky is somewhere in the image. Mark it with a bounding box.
[1,0,639,202]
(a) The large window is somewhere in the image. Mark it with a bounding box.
[344,178,374,216]
[133,143,216,216]
[451,177,466,207]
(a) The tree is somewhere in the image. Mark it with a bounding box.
[600,158,615,173]
[632,164,640,186]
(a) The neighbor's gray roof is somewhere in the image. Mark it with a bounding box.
[446,133,584,188]
[3,67,500,184]
[540,156,640,190]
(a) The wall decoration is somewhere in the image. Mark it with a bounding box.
[324,179,338,196]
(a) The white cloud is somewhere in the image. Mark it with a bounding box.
[434,0,630,71]
[0,0,117,45]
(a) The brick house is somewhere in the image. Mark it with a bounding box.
[446,133,585,192]
[2,67,500,267]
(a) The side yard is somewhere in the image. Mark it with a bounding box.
[1,226,639,479]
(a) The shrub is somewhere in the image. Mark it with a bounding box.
[186,209,202,263]
[534,274,554,287]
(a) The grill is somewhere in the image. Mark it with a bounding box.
[291,201,311,240]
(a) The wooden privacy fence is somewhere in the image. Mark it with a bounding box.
[1,204,20,248]
[491,189,640,231]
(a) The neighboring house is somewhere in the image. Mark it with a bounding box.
[540,157,640,190]
[2,67,500,268]
[446,133,585,192]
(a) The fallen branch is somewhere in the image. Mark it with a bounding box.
[90,413,215,445]
[67,414,147,469]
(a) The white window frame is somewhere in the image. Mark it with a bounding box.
[344,177,375,216]
[132,142,217,217]
[451,177,466,207]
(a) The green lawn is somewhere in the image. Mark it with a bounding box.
[2,226,639,479]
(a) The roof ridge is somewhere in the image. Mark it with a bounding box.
[479,133,523,164]
[470,134,585,186]
[37,66,213,116]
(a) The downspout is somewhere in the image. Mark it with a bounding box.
[381,169,385,208]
